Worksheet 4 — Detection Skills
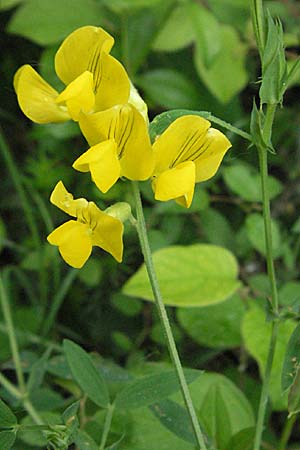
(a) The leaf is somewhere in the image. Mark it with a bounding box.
[123,244,240,307]
[149,109,210,142]
[0,431,16,450]
[282,323,300,392]
[137,69,202,110]
[173,373,255,450]
[74,429,98,450]
[152,4,195,52]
[279,282,300,307]
[150,399,197,445]
[288,369,300,416]
[19,412,61,447]
[194,25,248,103]
[200,208,236,251]
[103,0,162,14]
[27,347,52,394]
[0,398,17,428]
[225,427,255,450]
[177,294,246,349]
[0,0,22,10]
[242,304,297,410]
[115,369,201,409]
[245,213,281,258]
[63,340,110,408]
[223,163,283,202]
[7,0,106,45]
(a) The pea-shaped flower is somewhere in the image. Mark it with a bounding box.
[47,181,124,268]
[14,26,130,123]
[73,104,154,192]
[152,115,232,207]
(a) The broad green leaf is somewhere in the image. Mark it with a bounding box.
[279,282,300,307]
[137,69,202,110]
[177,294,246,349]
[186,2,221,67]
[7,0,106,45]
[207,0,249,31]
[150,399,197,445]
[103,0,162,14]
[194,25,248,103]
[123,244,240,307]
[288,370,300,416]
[282,323,300,392]
[152,4,195,52]
[173,373,255,450]
[242,304,297,410]
[223,163,283,202]
[74,430,98,450]
[19,412,60,447]
[0,431,16,450]
[149,109,210,142]
[245,213,281,258]
[200,208,235,251]
[63,340,110,408]
[225,427,255,450]
[115,370,201,409]
[0,398,17,428]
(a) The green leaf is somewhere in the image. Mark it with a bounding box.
[0,0,22,10]
[242,304,297,410]
[7,0,106,45]
[123,244,240,307]
[194,25,248,103]
[245,213,281,258]
[186,2,221,67]
[115,369,201,409]
[223,163,283,202]
[173,373,255,450]
[102,0,162,13]
[63,340,110,408]
[282,323,300,392]
[279,282,300,307]
[150,399,197,445]
[152,4,195,52]
[149,109,210,142]
[288,370,300,416]
[177,294,246,349]
[0,431,16,450]
[137,69,202,110]
[0,398,17,428]
[200,208,235,251]
[19,412,60,447]
[74,430,98,450]
[27,347,52,394]
[225,427,255,450]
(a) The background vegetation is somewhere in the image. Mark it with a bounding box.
[1,0,300,449]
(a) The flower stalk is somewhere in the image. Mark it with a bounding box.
[131,181,207,450]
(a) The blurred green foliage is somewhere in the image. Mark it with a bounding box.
[1,0,300,448]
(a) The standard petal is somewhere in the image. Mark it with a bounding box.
[89,203,124,262]
[153,115,211,174]
[93,52,130,111]
[153,161,196,208]
[55,26,114,85]
[73,140,121,193]
[55,71,95,120]
[14,65,70,124]
[47,220,92,268]
[194,128,231,182]
[50,181,88,217]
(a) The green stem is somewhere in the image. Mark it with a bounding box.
[0,372,22,399]
[277,414,297,450]
[0,273,26,394]
[253,102,279,450]
[99,404,115,450]
[23,400,44,425]
[131,181,207,450]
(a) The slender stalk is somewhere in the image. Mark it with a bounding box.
[131,181,207,450]
[0,372,22,399]
[253,103,279,450]
[0,273,26,394]
[23,400,44,425]
[277,414,297,450]
[99,403,115,450]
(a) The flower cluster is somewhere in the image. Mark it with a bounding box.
[14,26,231,268]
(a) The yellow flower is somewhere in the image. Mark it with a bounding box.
[14,26,130,123]
[47,181,124,268]
[73,104,154,193]
[152,115,232,208]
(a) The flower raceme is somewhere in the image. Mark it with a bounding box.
[152,115,232,207]
[73,104,154,193]
[14,26,130,123]
[47,181,124,268]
